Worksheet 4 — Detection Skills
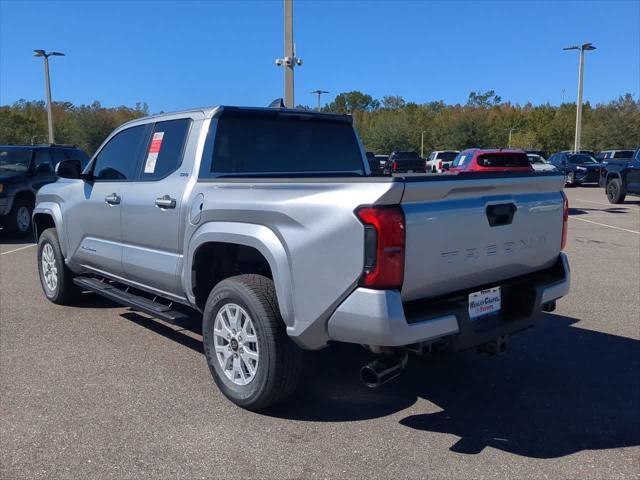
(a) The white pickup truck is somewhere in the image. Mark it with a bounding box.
[34,106,571,410]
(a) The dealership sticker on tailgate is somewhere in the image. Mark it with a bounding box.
[468,287,501,320]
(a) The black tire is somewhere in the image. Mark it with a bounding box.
[7,196,33,236]
[565,171,576,187]
[202,274,303,411]
[37,228,78,305]
[606,178,626,204]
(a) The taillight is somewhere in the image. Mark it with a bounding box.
[438,160,442,171]
[355,206,405,289]
[392,161,398,171]
[561,191,569,250]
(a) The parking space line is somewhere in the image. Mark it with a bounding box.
[569,198,613,207]
[570,216,640,234]
[0,244,36,256]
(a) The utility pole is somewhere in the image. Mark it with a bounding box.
[275,0,302,108]
[563,43,596,151]
[507,127,518,148]
[311,90,329,111]
[34,50,65,144]
[421,130,425,158]
[561,88,566,104]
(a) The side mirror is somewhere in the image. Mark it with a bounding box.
[55,159,82,179]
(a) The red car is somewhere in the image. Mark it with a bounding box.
[448,149,534,173]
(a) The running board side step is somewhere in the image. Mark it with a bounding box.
[73,277,190,325]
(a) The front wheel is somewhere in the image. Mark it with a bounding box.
[202,274,303,411]
[37,228,79,304]
[606,178,626,204]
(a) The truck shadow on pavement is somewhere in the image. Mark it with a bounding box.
[110,302,639,459]
[270,313,640,459]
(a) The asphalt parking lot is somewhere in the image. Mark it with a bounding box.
[1,186,638,479]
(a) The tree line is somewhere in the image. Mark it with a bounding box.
[312,90,639,155]
[1,91,638,156]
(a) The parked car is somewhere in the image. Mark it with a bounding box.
[425,150,459,173]
[595,149,635,163]
[384,150,426,173]
[527,154,557,172]
[34,106,570,410]
[547,152,601,187]
[525,149,547,158]
[599,147,640,203]
[0,144,89,235]
[374,154,388,173]
[448,149,533,173]
[561,149,595,158]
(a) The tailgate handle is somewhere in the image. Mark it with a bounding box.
[486,203,516,226]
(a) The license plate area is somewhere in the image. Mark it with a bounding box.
[468,287,501,321]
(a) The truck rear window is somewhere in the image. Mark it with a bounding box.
[208,110,364,176]
[477,153,530,168]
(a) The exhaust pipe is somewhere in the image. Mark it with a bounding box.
[360,351,408,388]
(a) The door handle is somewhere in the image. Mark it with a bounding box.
[104,193,121,205]
[155,195,176,209]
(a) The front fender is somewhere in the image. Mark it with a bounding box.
[32,202,66,257]
[184,221,295,328]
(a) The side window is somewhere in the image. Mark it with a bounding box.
[93,125,151,180]
[34,149,54,174]
[139,118,191,180]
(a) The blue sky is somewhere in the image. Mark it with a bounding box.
[1,0,638,113]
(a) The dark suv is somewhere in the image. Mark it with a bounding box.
[547,151,601,187]
[384,151,426,174]
[0,144,89,235]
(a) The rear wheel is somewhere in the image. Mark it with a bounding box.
[7,197,33,236]
[606,178,626,204]
[37,228,79,305]
[202,274,303,411]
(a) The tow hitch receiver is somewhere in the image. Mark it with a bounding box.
[477,335,508,356]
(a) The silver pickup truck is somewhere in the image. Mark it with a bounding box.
[34,106,570,410]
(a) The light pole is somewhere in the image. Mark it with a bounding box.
[506,128,518,148]
[311,90,328,111]
[275,0,302,108]
[563,43,596,152]
[420,130,425,158]
[34,50,64,144]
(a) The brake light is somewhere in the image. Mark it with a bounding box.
[392,161,398,171]
[356,206,405,289]
[438,160,442,171]
[561,191,569,250]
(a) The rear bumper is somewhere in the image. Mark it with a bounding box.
[327,253,570,348]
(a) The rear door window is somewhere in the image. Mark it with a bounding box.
[34,149,54,174]
[138,118,191,180]
[204,110,364,176]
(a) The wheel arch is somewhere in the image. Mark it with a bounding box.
[185,222,294,327]
[32,203,67,257]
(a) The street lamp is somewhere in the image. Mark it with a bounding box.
[310,90,329,111]
[506,127,518,148]
[275,0,302,108]
[34,50,65,144]
[563,42,596,152]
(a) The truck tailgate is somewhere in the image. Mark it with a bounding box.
[400,173,565,301]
